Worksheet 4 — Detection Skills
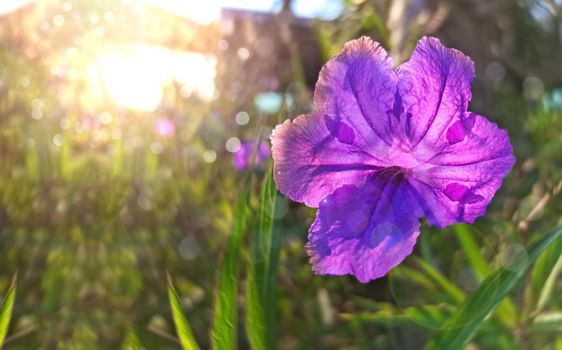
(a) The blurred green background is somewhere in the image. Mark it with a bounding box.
[0,0,561,349]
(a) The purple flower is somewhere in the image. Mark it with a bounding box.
[233,140,271,171]
[271,37,515,283]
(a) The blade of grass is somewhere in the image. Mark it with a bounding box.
[342,304,454,331]
[413,257,465,304]
[0,273,17,349]
[419,233,435,266]
[454,224,491,281]
[121,327,144,350]
[531,234,562,311]
[211,190,248,350]
[391,266,437,290]
[245,163,282,350]
[454,224,516,326]
[531,312,562,332]
[167,273,200,350]
[536,254,562,314]
[425,225,562,350]
[245,268,266,350]
[261,165,282,349]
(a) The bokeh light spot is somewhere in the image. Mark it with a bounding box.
[235,111,250,125]
[178,237,201,260]
[485,61,506,83]
[99,112,113,125]
[523,76,544,100]
[52,14,64,26]
[150,142,164,154]
[202,150,217,163]
[225,137,241,153]
[237,47,250,61]
[53,134,63,147]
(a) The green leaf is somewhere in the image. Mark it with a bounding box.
[536,255,562,313]
[413,258,465,304]
[454,224,517,326]
[351,298,400,313]
[121,327,144,350]
[454,224,491,281]
[245,269,266,350]
[390,266,436,291]
[425,225,562,350]
[343,304,454,331]
[167,273,200,350]
[0,273,17,349]
[211,190,248,350]
[531,234,562,311]
[245,165,281,350]
[531,312,562,332]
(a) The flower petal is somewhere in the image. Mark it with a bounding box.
[307,172,422,283]
[410,113,515,227]
[271,113,382,207]
[397,37,475,149]
[314,36,398,154]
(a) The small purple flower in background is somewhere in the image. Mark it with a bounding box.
[233,140,271,171]
[271,37,515,283]
[81,114,101,130]
[155,118,175,136]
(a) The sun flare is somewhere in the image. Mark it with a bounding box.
[85,46,217,111]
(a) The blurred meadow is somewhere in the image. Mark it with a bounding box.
[0,0,561,349]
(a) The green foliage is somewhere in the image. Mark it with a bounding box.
[245,164,282,350]
[426,225,562,349]
[121,327,143,350]
[531,312,562,332]
[342,303,454,331]
[532,235,562,313]
[0,274,16,349]
[454,224,492,282]
[211,190,248,350]
[413,258,465,304]
[454,225,517,326]
[167,274,200,350]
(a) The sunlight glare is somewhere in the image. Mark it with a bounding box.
[0,0,35,16]
[144,0,222,25]
[86,46,216,111]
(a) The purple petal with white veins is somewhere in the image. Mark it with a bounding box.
[271,113,382,207]
[314,36,398,156]
[411,113,515,227]
[307,171,422,283]
[397,37,474,149]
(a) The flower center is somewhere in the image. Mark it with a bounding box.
[386,144,421,170]
[376,165,408,182]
